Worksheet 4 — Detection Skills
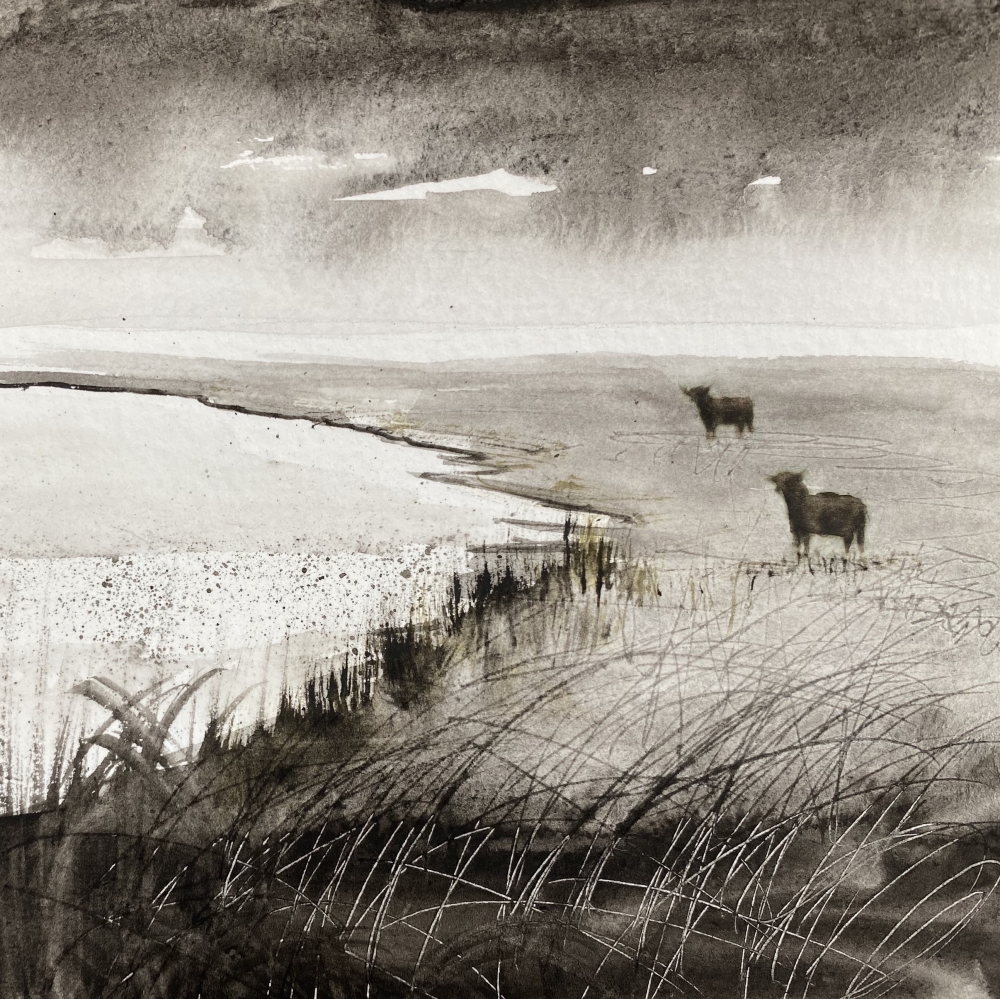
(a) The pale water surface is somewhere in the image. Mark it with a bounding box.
[0,388,566,809]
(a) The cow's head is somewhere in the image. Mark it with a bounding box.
[682,385,711,401]
[769,470,805,492]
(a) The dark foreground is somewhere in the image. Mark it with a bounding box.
[1,535,999,998]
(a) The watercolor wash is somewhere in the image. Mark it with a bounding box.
[2,0,1000,997]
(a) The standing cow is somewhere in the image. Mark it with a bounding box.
[769,471,867,561]
[682,386,754,439]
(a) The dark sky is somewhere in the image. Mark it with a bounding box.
[0,0,999,331]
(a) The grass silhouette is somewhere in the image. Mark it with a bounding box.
[2,529,999,997]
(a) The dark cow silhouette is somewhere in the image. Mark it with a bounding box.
[770,471,867,560]
[682,385,754,438]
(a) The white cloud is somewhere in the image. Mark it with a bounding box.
[30,207,226,260]
[748,175,781,187]
[337,168,557,201]
[221,150,346,171]
[642,167,658,176]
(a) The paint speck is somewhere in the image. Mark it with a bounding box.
[642,167,657,175]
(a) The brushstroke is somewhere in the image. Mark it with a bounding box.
[220,151,348,171]
[336,168,558,201]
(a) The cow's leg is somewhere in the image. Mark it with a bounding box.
[842,533,852,569]
[736,421,745,437]
[801,534,814,573]
[794,533,807,564]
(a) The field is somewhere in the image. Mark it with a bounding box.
[3,524,1000,998]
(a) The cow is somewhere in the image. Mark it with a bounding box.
[769,471,867,562]
[682,385,754,439]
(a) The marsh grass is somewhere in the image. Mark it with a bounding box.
[5,531,1000,996]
